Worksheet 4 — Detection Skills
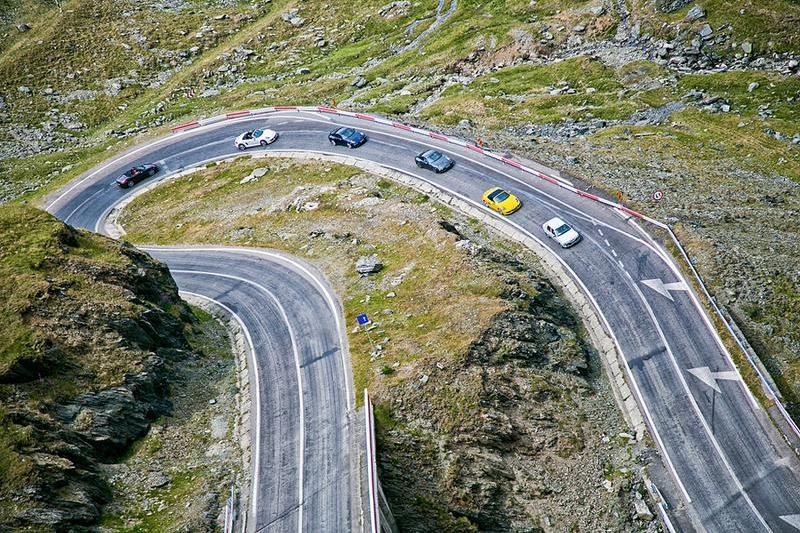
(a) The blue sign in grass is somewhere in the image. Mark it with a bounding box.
[356,313,370,326]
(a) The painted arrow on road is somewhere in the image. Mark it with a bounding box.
[641,278,689,301]
[782,515,800,530]
[687,366,740,393]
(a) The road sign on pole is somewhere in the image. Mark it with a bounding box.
[357,313,376,349]
[652,190,664,202]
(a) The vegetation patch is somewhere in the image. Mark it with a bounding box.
[120,156,654,530]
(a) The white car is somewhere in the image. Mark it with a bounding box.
[235,128,279,150]
[542,217,581,248]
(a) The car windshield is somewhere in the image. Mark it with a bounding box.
[253,129,263,136]
[555,224,571,236]
[492,191,509,203]
[340,128,356,138]
[427,151,442,162]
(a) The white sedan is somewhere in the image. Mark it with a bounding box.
[234,128,279,150]
[542,216,582,248]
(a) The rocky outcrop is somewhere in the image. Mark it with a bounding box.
[376,235,652,531]
[0,205,195,529]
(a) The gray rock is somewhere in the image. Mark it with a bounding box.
[633,497,654,521]
[18,86,31,94]
[788,59,799,70]
[16,23,31,33]
[741,41,753,54]
[352,76,368,88]
[747,82,759,93]
[356,255,383,275]
[573,23,587,33]
[147,471,170,489]
[296,67,311,75]
[200,88,221,97]
[589,6,606,16]
[655,0,691,12]
[686,5,706,21]
[0,97,5,110]
[458,118,473,128]
[698,24,713,38]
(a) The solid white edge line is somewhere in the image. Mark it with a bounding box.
[177,290,260,533]
[175,271,306,533]
[145,246,353,411]
[628,278,773,532]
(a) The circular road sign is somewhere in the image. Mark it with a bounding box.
[652,190,664,202]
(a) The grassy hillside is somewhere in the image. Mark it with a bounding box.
[0,204,236,529]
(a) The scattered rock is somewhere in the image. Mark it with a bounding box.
[698,24,713,39]
[16,23,31,33]
[747,82,759,93]
[352,76,368,88]
[18,86,31,94]
[356,255,383,275]
[296,67,311,75]
[589,6,606,16]
[741,41,753,54]
[281,10,305,27]
[685,5,706,21]
[147,472,171,489]
[633,497,654,521]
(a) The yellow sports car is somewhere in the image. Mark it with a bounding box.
[482,187,521,215]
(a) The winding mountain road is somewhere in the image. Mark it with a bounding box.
[45,109,800,532]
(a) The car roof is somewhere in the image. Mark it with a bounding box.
[546,216,567,227]
[422,149,440,157]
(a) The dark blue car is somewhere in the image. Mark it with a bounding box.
[328,127,367,148]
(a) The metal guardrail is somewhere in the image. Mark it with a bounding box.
[224,485,235,533]
[364,389,380,533]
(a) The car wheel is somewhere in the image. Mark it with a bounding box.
[329,139,335,146]
[348,143,354,149]
[260,140,268,146]
[238,144,246,151]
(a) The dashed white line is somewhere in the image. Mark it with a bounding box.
[612,249,618,258]
[598,228,604,236]
[604,239,611,247]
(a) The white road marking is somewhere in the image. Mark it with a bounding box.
[604,238,611,247]
[174,270,307,533]
[687,366,742,393]
[612,249,618,258]
[151,245,353,410]
[177,290,262,529]
[781,515,800,530]
[598,228,604,236]
[641,278,689,301]
[63,185,112,225]
[628,277,773,532]
[617,260,625,270]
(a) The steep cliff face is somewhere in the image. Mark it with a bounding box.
[0,204,194,529]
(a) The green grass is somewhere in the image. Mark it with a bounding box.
[419,56,650,127]
[632,0,800,55]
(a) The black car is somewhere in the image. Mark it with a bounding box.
[328,127,367,148]
[116,164,159,188]
[415,150,454,173]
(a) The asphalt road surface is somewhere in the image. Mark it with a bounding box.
[45,110,800,532]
